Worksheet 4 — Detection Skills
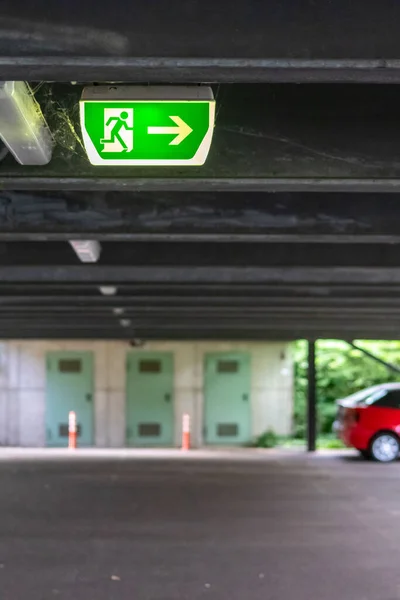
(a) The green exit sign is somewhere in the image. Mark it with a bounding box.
[80,86,215,166]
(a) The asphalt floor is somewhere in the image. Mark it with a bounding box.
[0,449,399,600]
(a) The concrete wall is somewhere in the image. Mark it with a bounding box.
[0,340,293,447]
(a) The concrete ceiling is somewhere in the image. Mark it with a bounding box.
[0,233,399,339]
[0,0,399,340]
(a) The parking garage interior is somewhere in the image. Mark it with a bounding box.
[3,0,400,598]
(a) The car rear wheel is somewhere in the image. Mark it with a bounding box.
[370,433,400,463]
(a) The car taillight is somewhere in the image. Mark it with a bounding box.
[344,408,360,424]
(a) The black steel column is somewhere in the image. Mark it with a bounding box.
[307,340,317,452]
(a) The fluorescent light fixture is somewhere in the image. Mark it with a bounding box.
[0,81,53,165]
[112,307,125,316]
[99,286,117,296]
[120,319,131,327]
[70,240,101,263]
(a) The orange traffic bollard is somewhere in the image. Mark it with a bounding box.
[68,411,77,449]
[182,413,190,451]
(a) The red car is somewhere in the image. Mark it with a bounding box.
[334,383,400,462]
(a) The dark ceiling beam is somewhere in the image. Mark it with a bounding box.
[2,314,400,326]
[2,266,400,284]
[0,330,329,341]
[1,315,400,331]
[3,306,400,315]
[3,298,400,309]
[5,234,400,244]
[1,283,400,293]
[3,59,400,85]
[4,283,400,296]
[0,327,398,341]
[5,178,400,194]
[0,332,387,341]
[3,0,400,82]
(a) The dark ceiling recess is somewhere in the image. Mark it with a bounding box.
[0,237,399,340]
[2,84,400,191]
[2,191,400,242]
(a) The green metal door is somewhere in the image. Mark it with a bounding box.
[204,352,251,445]
[126,352,174,446]
[45,351,94,447]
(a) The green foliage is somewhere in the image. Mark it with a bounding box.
[317,435,346,449]
[253,429,278,448]
[294,340,400,438]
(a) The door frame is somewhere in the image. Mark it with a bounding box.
[203,351,252,445]
[45,350,94,447]
[125,350,175,446]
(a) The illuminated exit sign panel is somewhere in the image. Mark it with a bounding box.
[80,86,215,166]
